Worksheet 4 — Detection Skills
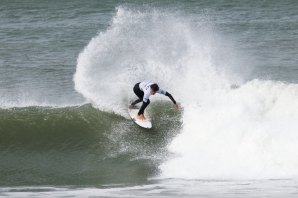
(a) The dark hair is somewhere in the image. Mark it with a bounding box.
[150,83,159,92]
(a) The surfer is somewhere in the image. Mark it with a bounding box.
[129,82,179,120]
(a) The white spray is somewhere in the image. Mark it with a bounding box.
[74,7,298,179]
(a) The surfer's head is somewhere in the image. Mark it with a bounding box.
[150,83,159,95]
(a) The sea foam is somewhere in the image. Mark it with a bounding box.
[74,7,298,179]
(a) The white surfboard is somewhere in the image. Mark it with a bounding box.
[128,107,152,129]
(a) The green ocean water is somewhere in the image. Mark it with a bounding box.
[1,0,298,197]
[0,103,181,186]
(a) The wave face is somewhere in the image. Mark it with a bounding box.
[74,7,298,180]
[0,104,181,186]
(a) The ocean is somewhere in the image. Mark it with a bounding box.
[1,0,298,197]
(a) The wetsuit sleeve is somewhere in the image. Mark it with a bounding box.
[165,92,176,104]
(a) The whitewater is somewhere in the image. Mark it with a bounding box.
[74,7,298,180]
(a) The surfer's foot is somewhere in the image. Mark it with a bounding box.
[128,104,134,109]
[136,114,145,120]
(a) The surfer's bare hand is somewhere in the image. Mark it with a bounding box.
[174,103,180,109]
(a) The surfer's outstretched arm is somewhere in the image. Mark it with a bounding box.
[165,92,176,104]
[165,92,179,109]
